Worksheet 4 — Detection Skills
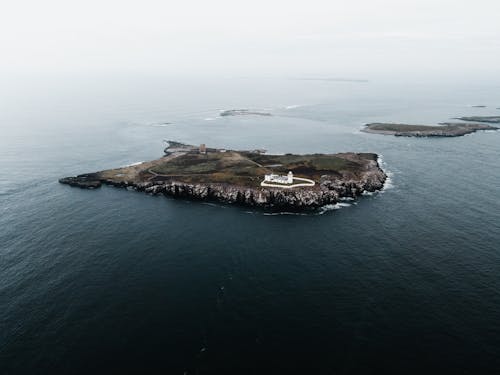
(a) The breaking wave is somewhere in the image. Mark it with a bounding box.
[318,202,352,215]
[377,155,395,192]
[122,161,144,167]
[262,211,308,216]
[285,104,304,109]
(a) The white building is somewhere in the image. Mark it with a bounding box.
[264,171,293,184]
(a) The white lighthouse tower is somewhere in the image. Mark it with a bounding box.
[287,171,293,184]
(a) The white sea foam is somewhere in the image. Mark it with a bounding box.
[337,202,352,207]
[204,117,216,121]
[382,171,394,191]
[377,155,395,192]
[122,161,144,167]
[263,211,307,216]
[317,202,353,214]
[354,122,374,135]
[285,104,303,109]
[318,204,341,214]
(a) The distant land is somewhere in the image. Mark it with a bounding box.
[220,109,271,117]
[59,142,386,209]
[454,116,500,123]
[362,122,497,137]
[293,77,369,83]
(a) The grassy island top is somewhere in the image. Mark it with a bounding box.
[95,142,379,189]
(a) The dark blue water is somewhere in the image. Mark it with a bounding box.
[1,75,500,374]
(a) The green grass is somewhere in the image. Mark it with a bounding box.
[152,152,258,175]
[246,153,359,174]
[148,151,369,186]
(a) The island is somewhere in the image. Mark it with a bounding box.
[362,122,497,137]
[220,109,272,117]
[59,142,387,209]
[454,116,500,124]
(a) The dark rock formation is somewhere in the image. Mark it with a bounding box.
[454,116,500,124]
[363,122,498,137]
[59,143,387,210]
[58,174,102,189]
[60,162,386,209]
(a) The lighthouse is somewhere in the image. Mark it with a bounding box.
[287,171,293,184]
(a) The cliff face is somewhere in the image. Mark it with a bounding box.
[83,160,386,209]
[59,147,387,210]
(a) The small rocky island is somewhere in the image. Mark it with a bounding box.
[59,142,387,209]
[454,116,500,124]
[220,109,272,117]
[362,122,497,137]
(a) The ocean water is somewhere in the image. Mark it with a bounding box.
[1,75,500,374]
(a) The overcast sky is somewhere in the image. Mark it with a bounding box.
[1,0,499,78]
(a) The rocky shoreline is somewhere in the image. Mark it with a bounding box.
[60,170,386,209]
[454,116,500,124]
[59,144,387,210]
[362,122,498,137]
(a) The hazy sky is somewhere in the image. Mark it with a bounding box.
[1,0,500,78]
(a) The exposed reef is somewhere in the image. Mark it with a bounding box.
[59,175,102,189]
[362,122,497,137]
[454,116,500,124]
[59,142,386,210]
[220,109,272,117]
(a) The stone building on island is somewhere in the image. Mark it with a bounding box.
[264,171,293,184]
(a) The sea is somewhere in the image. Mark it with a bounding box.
[1,74,499,374]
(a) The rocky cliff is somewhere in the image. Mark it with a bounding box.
[60,158,387,209]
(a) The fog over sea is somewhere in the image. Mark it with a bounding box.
[1,75,500,374]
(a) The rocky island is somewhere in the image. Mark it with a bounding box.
[59,142,387,209]
[362,122,497,137]
[454,116,500,124]
[220,109,272,117]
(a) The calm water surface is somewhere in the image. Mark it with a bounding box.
[1,75,500,374]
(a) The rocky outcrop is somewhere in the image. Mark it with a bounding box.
[58,174,102,189]
[363,122,498,137]
[59,142,388,210]
[220,109,271,117]
[455,116,500,124]
[60,160,386,209]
